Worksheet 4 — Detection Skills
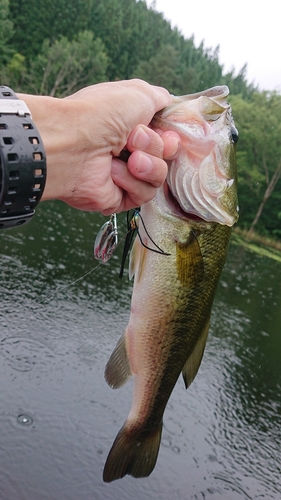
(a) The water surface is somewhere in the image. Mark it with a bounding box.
[0,202,280,500]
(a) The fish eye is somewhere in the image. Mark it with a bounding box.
[231,126,239,144]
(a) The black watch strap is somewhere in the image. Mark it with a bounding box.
[0,86,47,229]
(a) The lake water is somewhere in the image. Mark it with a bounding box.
[0,201,280,500]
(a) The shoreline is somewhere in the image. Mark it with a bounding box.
[231,227,281,262]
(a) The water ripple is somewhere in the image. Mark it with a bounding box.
[0,336,55,372]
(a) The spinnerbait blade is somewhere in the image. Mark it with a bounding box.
[94,213,118,263]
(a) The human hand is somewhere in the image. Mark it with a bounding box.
[19,80,180,214]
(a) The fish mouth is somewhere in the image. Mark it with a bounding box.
[162,182,205,222]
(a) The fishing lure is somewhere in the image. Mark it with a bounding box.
[119,209,140,279]
[94,209,170,274]
[94,213,118,263]
[119,208,170,279]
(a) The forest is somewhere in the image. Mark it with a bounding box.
[1,0,280,238]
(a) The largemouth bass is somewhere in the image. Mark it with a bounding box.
[103,85,239,482]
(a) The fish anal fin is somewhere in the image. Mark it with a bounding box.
[105,333,132,389]
[182,317,210,389]
[176,231,204,286]
[129,236,147,282]
[103,421,163,482]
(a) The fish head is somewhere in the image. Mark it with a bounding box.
[151,86,239,227]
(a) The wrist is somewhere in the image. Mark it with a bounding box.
[17,93,83,203]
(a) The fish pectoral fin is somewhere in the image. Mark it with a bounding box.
[176,231,204,287]
[105,333,132,389]
[182,316,210,389]
[103,421,163,482]
[129,236,146,282]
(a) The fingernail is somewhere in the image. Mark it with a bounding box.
[111,160,126,176]
[132,127,150,150]
[136,152,153,173]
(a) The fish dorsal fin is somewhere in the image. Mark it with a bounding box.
[199,95,228,121]
[129,236,147,282]
[182,316,210,389]
[105,332,132,389]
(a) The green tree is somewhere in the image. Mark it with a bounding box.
[8,0,93,59]
[230,92,281,236]
[90,0,179,81]
[2,52,27,88]
[0,0,14,64]
[4,0,259,121]
[20,31,108,96]
[187,42,222,91]
[6,0,256,100]
[222,64,257,99]
[133,37,224,95]
[133,44,182,93]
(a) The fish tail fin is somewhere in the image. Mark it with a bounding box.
[103,421,163,482]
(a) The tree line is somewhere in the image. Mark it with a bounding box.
[1,0,280,239]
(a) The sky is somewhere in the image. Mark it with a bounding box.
[146,0,280,91]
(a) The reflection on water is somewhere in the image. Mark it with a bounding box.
[0,202,280,500]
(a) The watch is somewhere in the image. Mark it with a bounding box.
[0,86,47,229]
